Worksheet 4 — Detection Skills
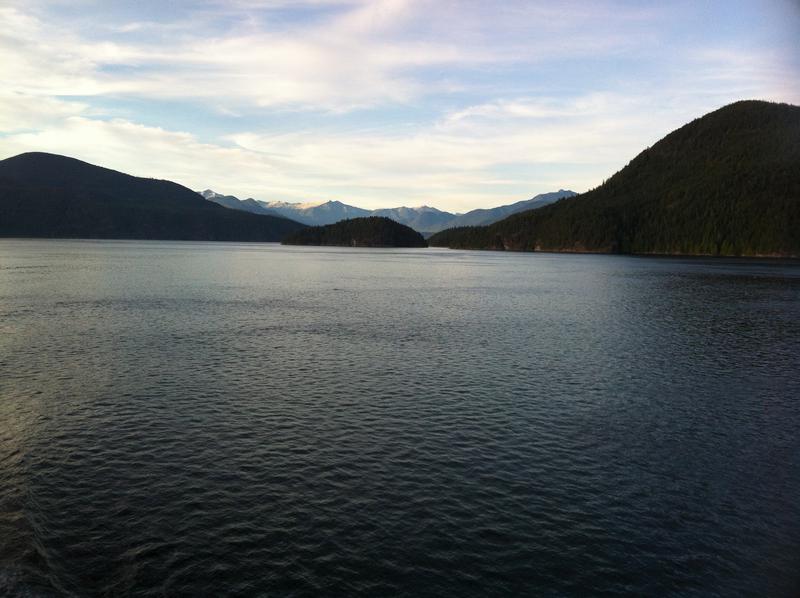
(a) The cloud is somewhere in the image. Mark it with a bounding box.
[0,90,668,211]
[679,47,800,101]
[6,1,792,115]
[0,93,89,132]
[0,2,477,111]
[0,1,668,111]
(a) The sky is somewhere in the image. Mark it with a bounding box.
[1,0,799,212]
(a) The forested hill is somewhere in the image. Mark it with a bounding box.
[429,100,800,257]
[282,216,427,247]
[0,152,305,241]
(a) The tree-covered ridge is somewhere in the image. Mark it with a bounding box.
[0,152,306,242]
[429,100,800,257]
[282,216,427,247]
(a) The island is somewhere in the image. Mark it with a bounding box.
[281,216,428,247]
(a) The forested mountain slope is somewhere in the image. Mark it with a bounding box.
[430,101,800,257]
[0,153,305,241]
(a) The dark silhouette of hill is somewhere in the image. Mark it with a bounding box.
[282,216,427,247]
[429,101,800,257]
[0,152,305,241]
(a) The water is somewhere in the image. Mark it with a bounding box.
[1,239,799,597]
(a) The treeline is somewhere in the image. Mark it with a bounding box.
[282,216,427,247]
[429,100,800,257]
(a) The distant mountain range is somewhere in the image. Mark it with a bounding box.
[199,189,576,233]
[0,153,305,241]
[429,100,800,257]
[0,151,573,243]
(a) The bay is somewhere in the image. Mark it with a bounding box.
[1,239,799,596]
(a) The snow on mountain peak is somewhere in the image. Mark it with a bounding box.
[199,189,224,200]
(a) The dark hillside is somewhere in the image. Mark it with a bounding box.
[0,152,305,241]
[430,101,800,256]
[282,216,427,247]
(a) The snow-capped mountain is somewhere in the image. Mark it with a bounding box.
[371,206,456,233]
[198,189,577,232]
[199,189,279,217]
[264,200,371,226]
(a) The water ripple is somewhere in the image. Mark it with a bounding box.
[0,241,799,596]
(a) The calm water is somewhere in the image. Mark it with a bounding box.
[1,239,799,597]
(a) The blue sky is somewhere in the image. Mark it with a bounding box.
[1,0,798,211]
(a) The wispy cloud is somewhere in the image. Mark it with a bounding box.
[0,90,687,210]
[1,2,477,110]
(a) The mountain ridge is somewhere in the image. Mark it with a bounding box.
[429,100,800,257]
[0,152,306,241]
[200,189,576,232]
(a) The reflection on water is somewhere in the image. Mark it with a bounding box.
[1,240,799,596]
